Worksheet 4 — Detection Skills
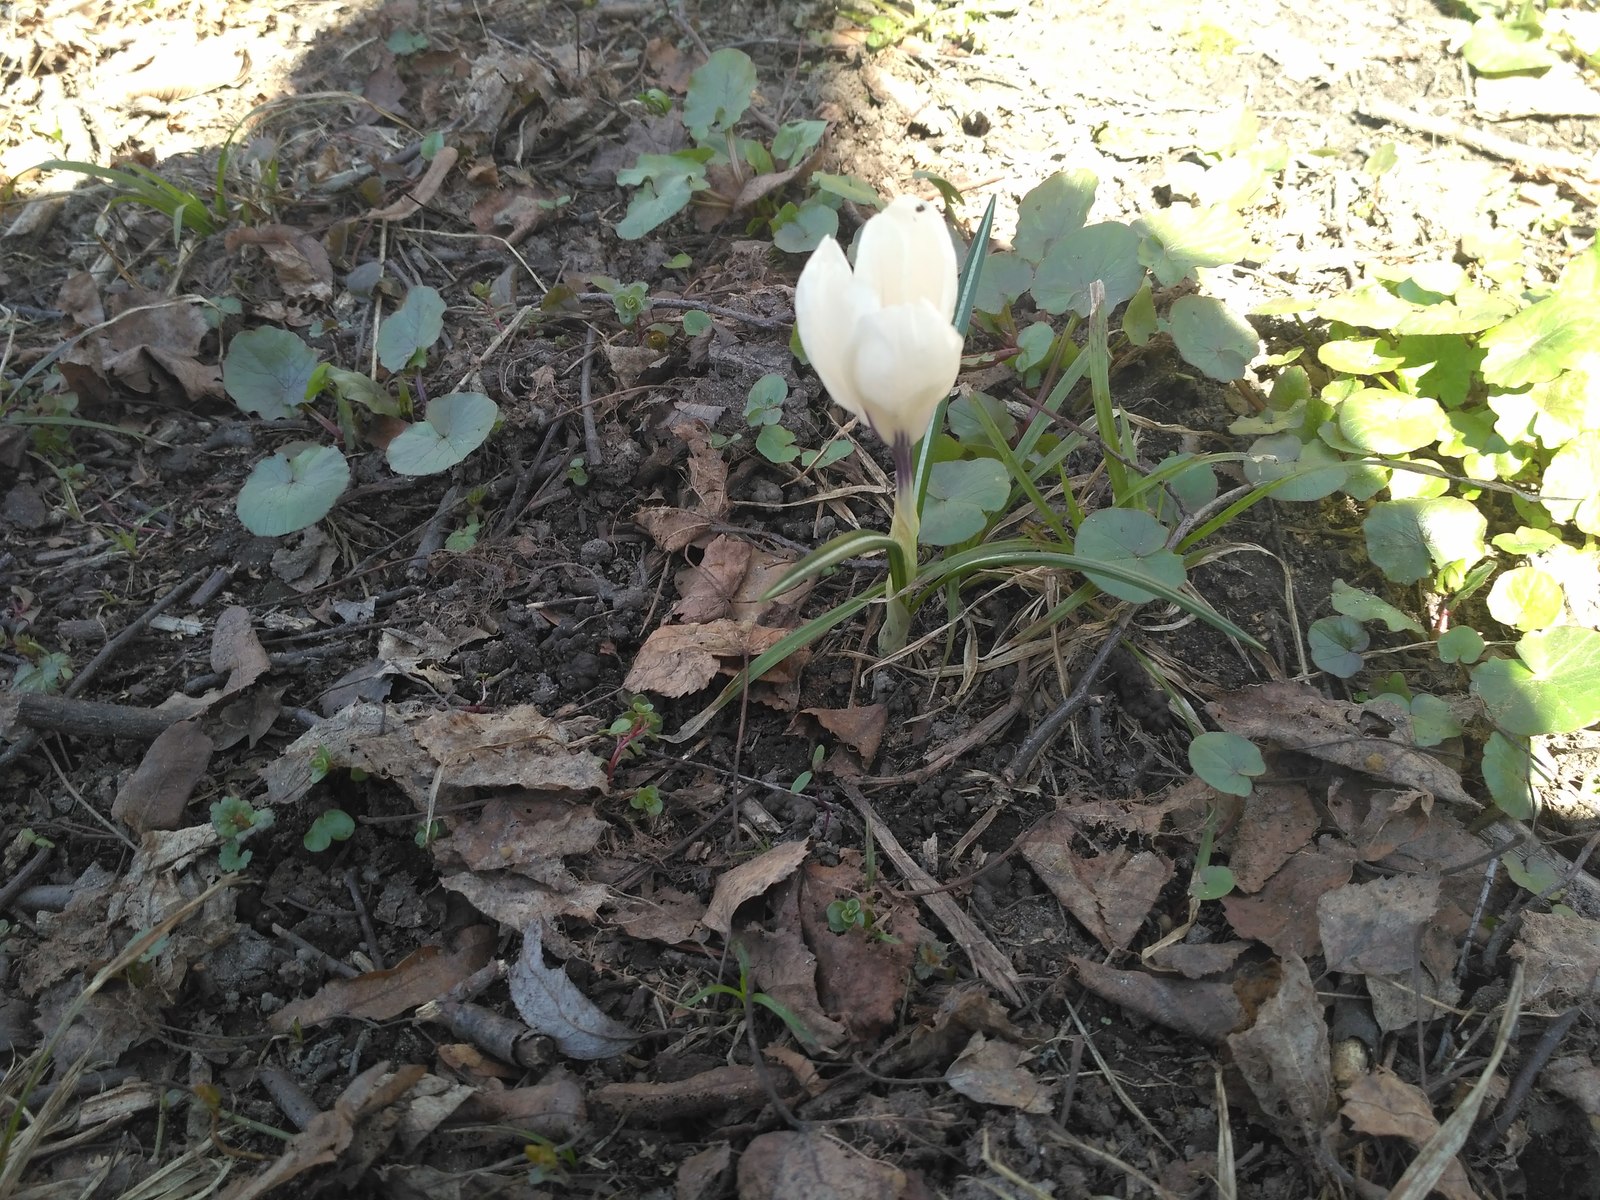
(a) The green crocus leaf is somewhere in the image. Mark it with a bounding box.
[1363,497,1487,584]
[1471,626,1600,736]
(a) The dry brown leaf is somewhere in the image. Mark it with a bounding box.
[1221,842,1353,958]
[738,1130,909,1200]
[804,705,888,766]
[943,1033,1052,1113]
[636,505,715,551]
[57,287,219,405]
[111,719,213,834]
[624,619,795,698]
[450,1071,586,1142]
[678,1145,735,1200]
[799,859,921,1041]
[1318,875,1441,976]
[412,706,608,793]
[442,868,608,928]
[1022,815,1172,951]
[611,888,705,944]
[1340,1068,1477,1200]
[269,927,495,1032]
[441,797,606,873]
[1143,941,1251,979]
[1072,957,1246,1044]
[469,186,552,245]
[703,839,809,934]
[682,421,729,520]
[211,605,270,696]
[1228,782,1319,893]
[224,224,334,301]
[1209,682,1476,806]
[367,146,460,221]
[674,534,812,624]
[1227,954,1334,1146]
[1510,910,1600,1007]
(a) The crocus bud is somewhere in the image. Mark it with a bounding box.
[794,196,964,456]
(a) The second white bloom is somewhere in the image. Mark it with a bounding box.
[793,196,964,451]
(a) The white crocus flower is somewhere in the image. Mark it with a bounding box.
[794,195,964,466]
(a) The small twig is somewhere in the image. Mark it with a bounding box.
[0,845,54,912]
[272,921,361,979]
[407,485,463,581]
[1479,1005,1582,1148]
[836,778,1024,1006]
[580,325,603,471]
[3,693,184,741]
[493,418,565,539]
[344,868,385,972]
[573,292,790,331]
[1005,609,1139,783]
[258,1066,320,1132]
[868,660,1035,787]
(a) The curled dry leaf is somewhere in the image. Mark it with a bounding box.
[1226,954,1334,1146]
[1511,910,1600,1007]
[1340,1068,1476,1200]
[1022,814,1172,951]
[211,605,271,696]
[592,1064,791,1123]
[703,838,810,934]
[624,618,798,699]
[1221,841,1354,958]
[111,719,213,834]
[225,224,335,301]
[1227,782,1319,893]
[1072,956,1246,1044]
[944,1032,1052,1113]
[803,704,888,766]
[1317,875,1441,976]
[268,926,496,1033]
[508,921,636,1060]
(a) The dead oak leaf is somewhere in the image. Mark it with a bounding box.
[703,839,809,935]
[1021,814,1172,951]
[803,704,887,766]
[1340,1068,1476,1200]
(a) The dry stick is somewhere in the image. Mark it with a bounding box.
[407,484,463,581]
[1359,97,1600,201]
[344,868,386,972]
[272,922,360,980]
[0,846,53,912]
[1005,608,1140,784]
[1478,1004,1582,1149]
[494,418,566,539]
[572,293,791,331]
[835,778,1024,1007]
[257,1067,320,1132]
[3,693,183,741]
[579,325,602,471]
[867,660,1035,788]
[0,566,209,770]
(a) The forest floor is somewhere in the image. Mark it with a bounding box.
[2,0,1599,1197]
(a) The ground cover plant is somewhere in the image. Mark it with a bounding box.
[1,0,1599,1197]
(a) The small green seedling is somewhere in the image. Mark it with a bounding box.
[685,941,818,1049]
[606,697,663,777]
[1188,806,1236,901]
[211,796,275,871]
[303,808,355,852]
[414,819,444,849]
[825,896,868,933]
[629,785,664,819]
[744,374,852,471]
[791,744,826,794]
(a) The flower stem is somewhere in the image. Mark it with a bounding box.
[880,438,919,653]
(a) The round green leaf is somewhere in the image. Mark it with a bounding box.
[1168,294,1259,381]
[1471,626,1600,736]
[1031,221,1144,317]
[1330,579,1424,635]
[1318,337,1405,375]
[1480,294,1600,388]
[970,252,1035,316]
[1540,431,1600,534]
[1309,615,1369,678]
[772,200,838,254]
[1437,625,1485,665]
[1460,17,1559,74]
[377,285,446,371]
[1136,204,1259,287]
[1243,433,1348,501]
[304,808,356,852]
[1337,388,1446,454]
[1362,497,1487,584]
[1192,864,1237,900]
[237,444,349,536]
[1316,284,1416,330]
[1189,731,1264,797]
[1481,731,1545,820]
[1075,508,1185,602]
[223,327,320,420]
[684,48,757,138]
[681,310,713,336]
[919,458,1011,546]
[1487,566,1566,632]
[386,392,499,476]
[1014,170,1097,265]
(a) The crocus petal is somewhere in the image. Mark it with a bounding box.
[851,299,964,446]
[794,235,873,421]
[853,195,958,321]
